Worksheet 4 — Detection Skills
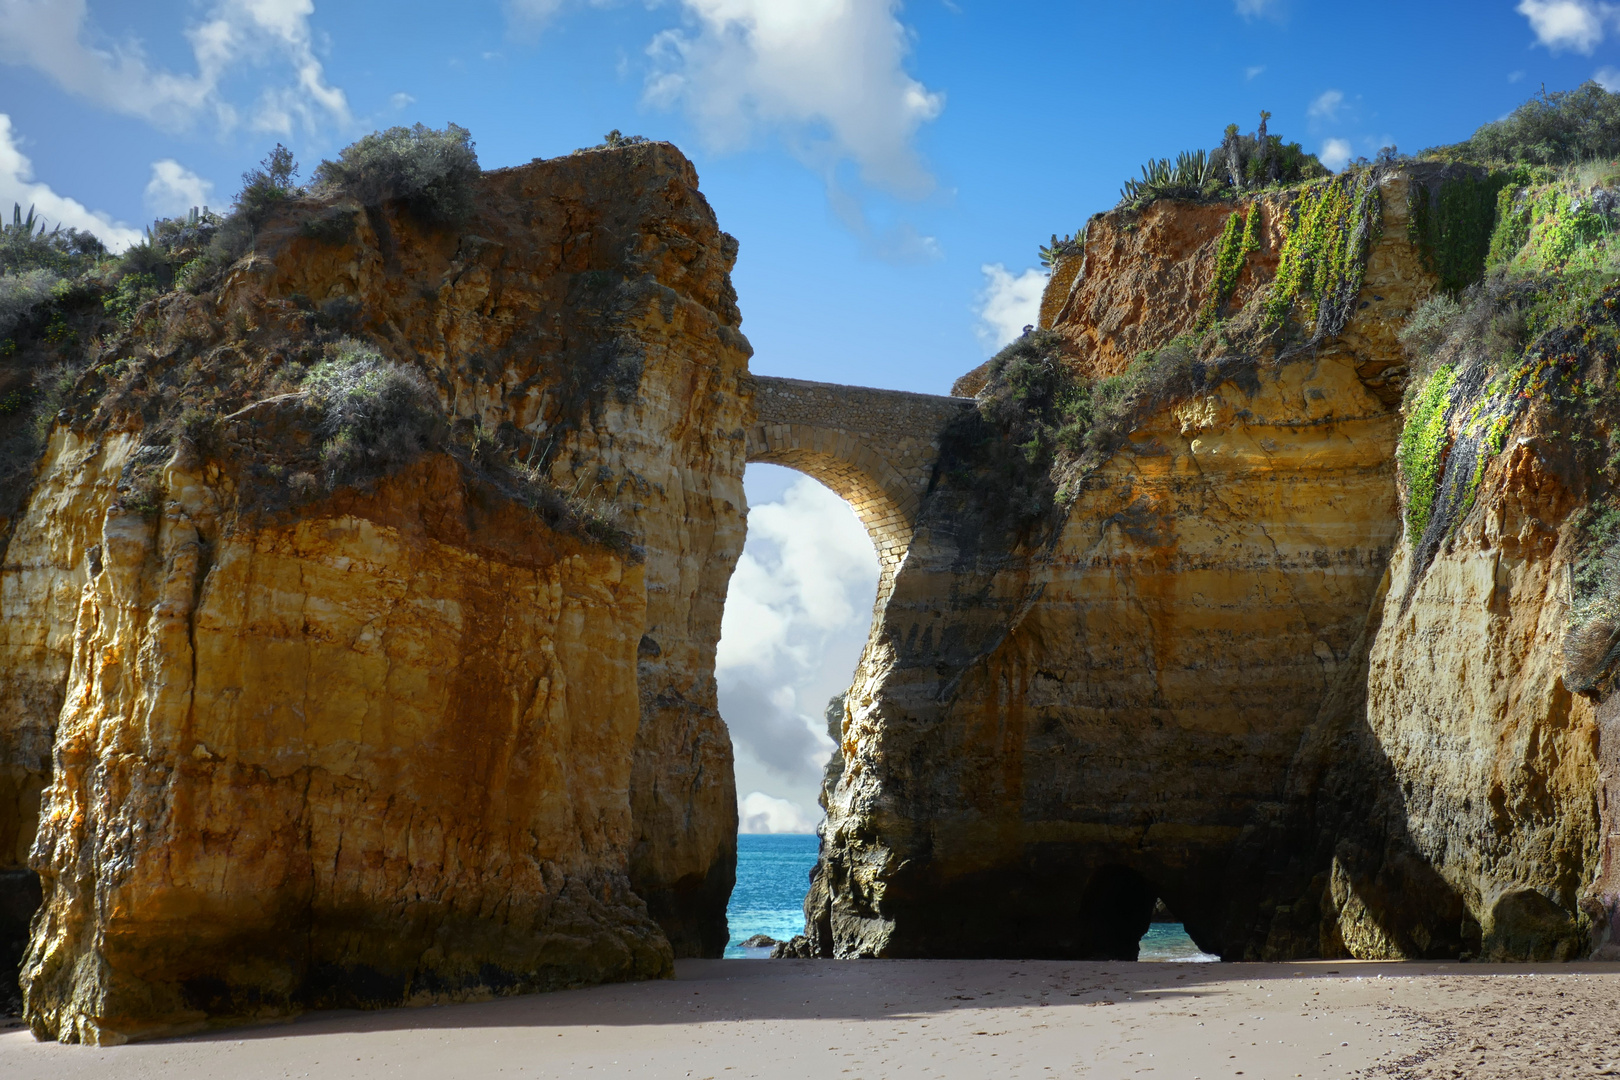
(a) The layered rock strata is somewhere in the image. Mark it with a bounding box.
[809,351,1403,958]
[803,167,1611,961]
[1226,380,1609,962]
[1,143,750,1040]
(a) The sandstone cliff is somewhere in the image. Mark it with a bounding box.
[0,142,750,1040]
[1225,332,1614,962]
[802,164,1617,962]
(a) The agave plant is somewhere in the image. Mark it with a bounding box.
[1119,148,1218,206]
[5,204,51,241]
[0,204,105,277]
[1039,225,1087,267]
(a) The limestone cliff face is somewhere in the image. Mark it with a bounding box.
[21,442,667,1043]
[1043,198,1286,378]
[1225,369,1613,962]
[253,147,751,958]
[803,170,1600,965]
[1353,439,1599,960]
[810,352,1402,958]
[0,143,749,1040]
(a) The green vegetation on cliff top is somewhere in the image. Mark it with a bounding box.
[1116,111,1328,212]
[0,122,637,554]
[1387,82,1620,647]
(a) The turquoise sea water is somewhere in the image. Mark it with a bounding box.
[725,833,819,958]
[724,833,1219,961]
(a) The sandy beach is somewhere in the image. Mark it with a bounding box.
[4,959,1618,1079]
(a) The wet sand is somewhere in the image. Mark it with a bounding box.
[3,958,1618,1079]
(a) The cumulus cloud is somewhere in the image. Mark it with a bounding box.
[145,160,215,217]
[718,474,878,789]
[975,263,1047,352]
[644,0,944,198]
[0,114,140,250]
[1599,65,1620,89]
[738,791,819,834]
[1308,89,1345,124]
[1320,138,1352,172]
[1245,65,1265,80]
[389,91,415,110]
[0,0,350,133]
[1516,0,1610,53]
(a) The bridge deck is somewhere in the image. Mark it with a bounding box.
[745,374,975,596]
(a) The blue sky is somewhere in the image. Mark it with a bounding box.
[0,0,1609,828]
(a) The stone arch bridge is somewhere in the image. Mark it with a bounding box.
[745,375,975,592]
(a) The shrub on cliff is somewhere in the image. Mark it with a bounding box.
[1437,81,1620,166]
[0,204,105,278]
[0,268,62,338]
[1118,112,1326,210]
[236,144,302,228]
[138,151,299,295]
[977,330,1087,464]
[960,327,1247,523]
[313,123,480,225]
[302,339,443,488]
[1213,112,1327,191]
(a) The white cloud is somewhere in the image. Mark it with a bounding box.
[0,0,349,133]
[389,91,415,110]
[1320,138,1352,172]
[1234,0,1283,18]
[0,113,140,250]
[1308,89,1345,123]
[145,160,215,217]
[825,184,942,263]
[718,473,878,788]
[506,0,568,30]
[1599,65,1620,89]
[738,791,819,834]
[1516,0,1609,53]
[1245,65,1265,80]
[644,0,944,199]
[975,263,1047,353]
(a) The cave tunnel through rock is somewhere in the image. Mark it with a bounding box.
[718,463,881,842]
[1075,864,1161,961]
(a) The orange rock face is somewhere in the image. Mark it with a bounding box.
[1042,196,1286,378]
[1,143,750,1040]
[812,350,1403,958]
[21,449,667,1043]
[800,167,1617,965]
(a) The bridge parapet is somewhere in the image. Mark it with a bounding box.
[745,375,975,592]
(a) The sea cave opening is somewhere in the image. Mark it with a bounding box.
[717,463,881,957]
[1139,898,1221,963]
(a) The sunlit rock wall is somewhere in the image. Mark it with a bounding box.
[1,142,750,1041]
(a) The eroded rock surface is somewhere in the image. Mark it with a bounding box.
[803,167,1614,962]
[810,350,1402,958]
[1,143,749,1040]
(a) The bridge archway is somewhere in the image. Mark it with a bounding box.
[744,375,974,596]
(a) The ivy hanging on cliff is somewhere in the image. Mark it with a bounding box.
[1197,205,1262,327]
[1407,170,1514,295]
[1395,362,1457,545]
[1265,169,1384,340]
